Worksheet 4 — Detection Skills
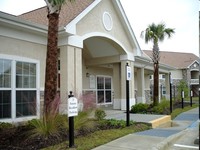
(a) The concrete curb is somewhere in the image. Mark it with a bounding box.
[149,115,171,128]
[151,129,186,150]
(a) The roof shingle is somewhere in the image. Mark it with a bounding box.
[18,0,94,27]
[143,50,199,69]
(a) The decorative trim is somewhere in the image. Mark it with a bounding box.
[102,12,113,31]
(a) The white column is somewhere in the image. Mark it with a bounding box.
[137,67,145,103]
[113,63,121,109]
[74,48,82,97]
[59,46,82,114]
[120,61,135,110]
[120,61,126,110]
[165,73,170,100]
[129,61,136,107]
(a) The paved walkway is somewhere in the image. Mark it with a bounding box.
[92,107,199,150]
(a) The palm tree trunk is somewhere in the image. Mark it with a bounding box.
[44,13,59,116]
[153,63,159,106]
[152,42,159,106]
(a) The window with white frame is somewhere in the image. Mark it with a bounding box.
[0,57,39,120]
[97,76,112,104]
[0,59,12,118]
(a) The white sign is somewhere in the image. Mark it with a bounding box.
[68,97,78,117]
[89,75,96,89]
[126,66,131,80]
[191,91,193,97]
[181,91,184,98]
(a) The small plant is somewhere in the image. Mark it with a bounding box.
[177,80,189,100]
[131,103,149,113]
[95,109,106,120]
[152,99,170,114]
[0,122,13,129]
[28,116,60,138]
[74,111,90,130]
[99,119,135,129]
[28,94,63,138]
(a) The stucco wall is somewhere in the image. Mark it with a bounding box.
[76,0,134,54]
[171,69,182,79]
[82,64,113,89]
[0,36,46,89]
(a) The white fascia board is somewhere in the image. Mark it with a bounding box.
[120,52,135,61]
[64,0,102,35]
[135,56,152,63]
[159,63,176,72]
[0,12,47,34]
[0,12,48,44]
[0,24,47,45]
[113,0,142,56]
[67,35,83,48]
[58,28,83,48]
[187,60,199,68]
[135,56,175,73]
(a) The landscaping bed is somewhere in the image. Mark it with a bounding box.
[0,115,151,150]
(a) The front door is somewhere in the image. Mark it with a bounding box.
[97,76,112,104]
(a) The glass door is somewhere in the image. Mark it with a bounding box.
[97,76,112,104]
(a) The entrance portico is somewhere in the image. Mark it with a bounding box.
[81,35,136,110]
[58,0,173,111]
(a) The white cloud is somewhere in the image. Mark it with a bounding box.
[0,0,46,15]
[120,0,199,55]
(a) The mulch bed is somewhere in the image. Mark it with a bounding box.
[0,125,68,150]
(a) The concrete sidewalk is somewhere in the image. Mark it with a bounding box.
[92,107,199,150]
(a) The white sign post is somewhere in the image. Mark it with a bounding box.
[68,97,78,117]
[68,91,78,148]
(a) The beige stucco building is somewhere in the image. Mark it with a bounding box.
[144,50,199,98]
[0,0,173,123]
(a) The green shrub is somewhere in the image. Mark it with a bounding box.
[0,122,13,129]
[28,115,61,138]
[74,111,90,130]
[131,103,149,113]
[99,119,135,129]
[106,119,126,128]
[177,80,189,100]
[95,109,106,120]
[27,94,65,138]
[152,99,170,114]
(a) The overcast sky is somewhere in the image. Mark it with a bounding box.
[0,0,199,56]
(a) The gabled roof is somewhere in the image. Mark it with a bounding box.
[143,50,199,69]
[18,0,94,27]
[3,0,142,57]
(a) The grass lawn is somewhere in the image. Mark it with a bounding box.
[184,96,199,102]
[43,123,150,150]
[41,104,199,150]
[171,104,198,119]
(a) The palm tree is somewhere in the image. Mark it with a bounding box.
[44,0,74,116]
[141,22,175,106]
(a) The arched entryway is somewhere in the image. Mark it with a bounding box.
[81,35,131,110]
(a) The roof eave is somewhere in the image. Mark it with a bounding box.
[0,12,48,35]
[135,56,175,72]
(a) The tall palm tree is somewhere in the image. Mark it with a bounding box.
[44,0,74,116]
[141,22,175,106]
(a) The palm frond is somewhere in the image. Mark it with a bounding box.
[141,22,175,44]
